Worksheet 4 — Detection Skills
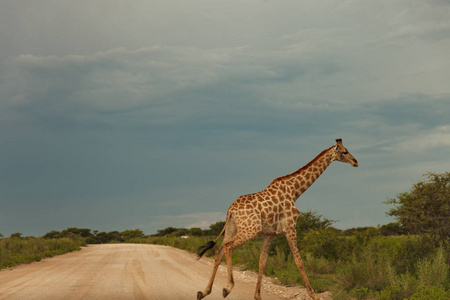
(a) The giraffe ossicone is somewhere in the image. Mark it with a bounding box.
[197,139,358,300]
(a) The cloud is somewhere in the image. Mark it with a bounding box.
[1,0,450,237]
[362,94,450,127]
[3,47,228,112]
[383,125,450,153]
[0,45,351,135]
[384,1,450,42]
[388,21,450,42]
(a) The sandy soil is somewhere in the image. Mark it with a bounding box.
[0,244,332,300]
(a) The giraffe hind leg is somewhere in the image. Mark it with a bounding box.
[198,215,238,299]
[197,246,225,299]
[222,241,236,298]
[222,229,259,298]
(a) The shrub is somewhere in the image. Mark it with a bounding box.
[410,286,449,300]
[302,228,341,260]
[377,285,406,300]
[188,227,204,236]
[10,232,23,239]
[376,246,449,299]
[352,287,370,300]
[337,249,392,291]
[383,272,417,299]
[0,237,84,270]
[233,239,261,271]
[310,277,333,293]
[379,222,405,236]
[304,252,335,274]
[391,235,437,273]
[416,246,448,289]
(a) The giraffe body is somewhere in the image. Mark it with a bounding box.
[197,139,358,300]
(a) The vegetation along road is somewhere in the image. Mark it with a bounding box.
[0,244,330,300]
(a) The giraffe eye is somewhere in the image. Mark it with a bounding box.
[342,152,348,155]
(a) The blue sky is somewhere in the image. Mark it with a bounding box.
[1,0,449,237]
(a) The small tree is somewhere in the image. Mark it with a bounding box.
[171,228,189,237]
[156,227,180,236]
[206,221,226,236]
[188,227,204,236]
[302,228,341,260]
[121,229,144,240]
[10,232,23,238]
[43,230,62,239]
[65,228,92,238]
[296,210,335,236]
[385,172,450,240]
[379,222,404,236]
[108,231,123,242]
[93,232,110,244]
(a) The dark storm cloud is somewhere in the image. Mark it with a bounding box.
[1,0,450,236]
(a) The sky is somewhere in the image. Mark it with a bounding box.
[1,0,450,237]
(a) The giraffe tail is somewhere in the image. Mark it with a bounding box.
[197,240,216,258]
[197,212,230,259]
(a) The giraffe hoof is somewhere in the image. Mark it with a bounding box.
[222,288,229,298]
[197,291,204,300]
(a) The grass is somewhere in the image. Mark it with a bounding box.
[137,234,450,299]
[4,231,447,299]
[0,236,86,270]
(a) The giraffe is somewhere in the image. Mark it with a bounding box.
[197,139,358,300]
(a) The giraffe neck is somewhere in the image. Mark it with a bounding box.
[267,146,334,202]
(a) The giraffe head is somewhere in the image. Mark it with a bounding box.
[332,139,358,167]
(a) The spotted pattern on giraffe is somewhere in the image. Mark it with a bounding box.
[197,139,358,300]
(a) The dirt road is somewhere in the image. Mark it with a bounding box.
[0,244,331,300]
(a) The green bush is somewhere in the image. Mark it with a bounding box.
[374,245,449,299]
[382,272,417,299]
[141,232,449,299]
[352,287,370,300]
[310,277,333,293]
[416,247,448,289]
[410,286,449,300]
[337,249,392,291]
[304,252,335,274]
[265,246,301,285]
[302,228,341,260]
[0,237,85,270]
[377,285,405,300]
[391,235,438,273]
[139,220,450,298]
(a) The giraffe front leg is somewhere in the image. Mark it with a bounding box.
[284,230,319,300]
[254,235,274,300]
[198,247,225,300]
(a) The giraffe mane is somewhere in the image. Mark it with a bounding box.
[269,146,333,185]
